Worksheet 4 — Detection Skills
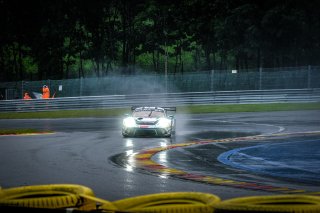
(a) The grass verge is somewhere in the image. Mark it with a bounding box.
[0,102,319,119]
[178,102,320,113]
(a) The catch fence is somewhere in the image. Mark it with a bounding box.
[0,89,319,112]
[0,66,319,100]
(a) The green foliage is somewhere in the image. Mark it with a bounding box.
[24,56,38,75]
[1,0,320,81]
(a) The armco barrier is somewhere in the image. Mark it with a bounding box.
[0,88,319,112]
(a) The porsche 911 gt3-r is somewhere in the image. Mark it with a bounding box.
[122,106,176,137]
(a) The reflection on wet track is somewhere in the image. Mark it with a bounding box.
[1,111,320,201]
[111,132,320,194]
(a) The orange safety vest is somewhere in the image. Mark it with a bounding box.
[42,87,50,99]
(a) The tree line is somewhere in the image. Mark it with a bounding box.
[1,0,319,82]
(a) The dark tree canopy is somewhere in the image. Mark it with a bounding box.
[0,0,319,81]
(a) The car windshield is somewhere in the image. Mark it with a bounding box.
[133,109,165,118]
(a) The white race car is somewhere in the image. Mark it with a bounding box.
[122,106,176,137]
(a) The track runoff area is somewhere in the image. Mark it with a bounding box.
[116,131,320,195]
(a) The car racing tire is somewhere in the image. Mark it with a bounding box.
[171,121,176,135]
[122,130,130,138]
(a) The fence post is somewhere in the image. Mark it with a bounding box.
[80,77,83,96]
[259,67,262,90]
[210,70,214,91]
[308,65,311,88]
[21,81,24,99]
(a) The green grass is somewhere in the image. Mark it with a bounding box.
[178,102,320,114]
[0,108,130,119]
[0,102,319,119]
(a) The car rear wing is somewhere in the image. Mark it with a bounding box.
[131,106,176,112]
[131,106,142,111]
[162,107,176,112]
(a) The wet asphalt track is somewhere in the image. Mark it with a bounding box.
[0,110,319,201]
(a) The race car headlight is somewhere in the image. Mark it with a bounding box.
[157,118,171,128]
[123,117,136,128]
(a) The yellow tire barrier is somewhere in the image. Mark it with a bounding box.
[0,184,116,211]
[112,191,221,213]
[213,194,320,213]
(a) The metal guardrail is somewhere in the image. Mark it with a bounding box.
[0,89,319,112]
